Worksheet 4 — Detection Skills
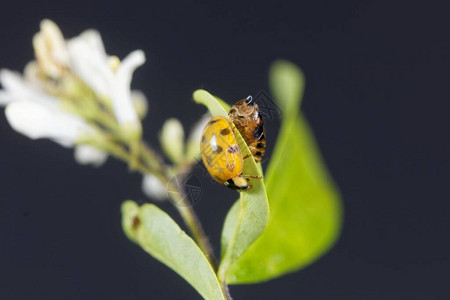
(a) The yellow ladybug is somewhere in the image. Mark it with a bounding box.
[200,115,257,190]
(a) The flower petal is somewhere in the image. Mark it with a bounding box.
[74,145,108,166]
[0,91,12,105]
[110,50,145,126]
[75,29,107,57]
[33,19,70,78]
[67,30,111,96]
[0,69,59,108]
[5,100,92,147]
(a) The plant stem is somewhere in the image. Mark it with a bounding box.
[82,126,232,298]
[62,74,233,298]
[99,138,220,267]
[221,282,233,300]
[166,185,218,270]
[138,143,233,298]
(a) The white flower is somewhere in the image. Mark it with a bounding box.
[142,174,167,201]
[186,113,211,161]
[160,118,185,164]
[67,30,145,138]
[32,19,70,78]
[0,69,58,107]
[0,19,150,167]
[74,145,108,166]
[0,68,97,145]
[5,100,93,147]
[0,69,108,166]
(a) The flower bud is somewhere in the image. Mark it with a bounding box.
[160,118,185,164]
[120,120,143,142]
[186,114,211,161]
[131,90,148,120]
[142,174,167,201]
[33,19,69,78]
[74,145,108,167]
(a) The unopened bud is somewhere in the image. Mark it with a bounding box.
[160,118,185,164]
[142,174,167,201]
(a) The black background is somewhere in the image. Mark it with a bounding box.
[1,1,449,299]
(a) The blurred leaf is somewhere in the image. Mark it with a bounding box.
[269,59,304,117]
[121,201,226,300]
[224,60,342,284]
[193,89,270,283]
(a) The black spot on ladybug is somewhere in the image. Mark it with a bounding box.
[208,119,219,125]
[255,151,262,156]
[220,128,231,136]
[214,145,223,153]
[257,143,264,148]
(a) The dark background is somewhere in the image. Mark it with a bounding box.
[0,1,449,299]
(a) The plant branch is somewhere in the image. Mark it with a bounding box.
[93,137,219,268]
[166,184,218,270]
[80,118,231,298]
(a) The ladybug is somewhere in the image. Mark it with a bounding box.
[228,96,266,162]
[200,116,258,190]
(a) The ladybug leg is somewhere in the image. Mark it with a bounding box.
[243,154,252,160]
[241,174,262,179]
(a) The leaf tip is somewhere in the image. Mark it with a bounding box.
[269,59,305,113]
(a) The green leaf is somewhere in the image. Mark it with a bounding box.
[193,89,230,116]
[193,89,270,283]
[121,200,226,300]
[224,60,342,284]
[269,59,304,118]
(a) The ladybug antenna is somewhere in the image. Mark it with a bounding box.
[245,95,253,105]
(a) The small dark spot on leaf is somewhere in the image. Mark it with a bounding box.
[132,216,141,230]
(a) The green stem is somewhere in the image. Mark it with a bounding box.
[221,282,232,300]
[76,103,231,298]
[139,146,233,299]
[166,185,218,270]
[92,137,220,270]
